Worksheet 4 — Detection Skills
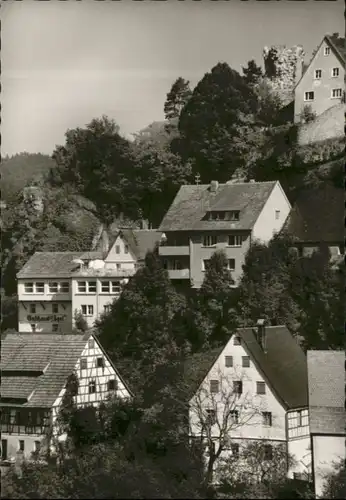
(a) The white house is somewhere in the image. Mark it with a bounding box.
[16,228,161,333]
[307,350,345,498]
[187,320,311,482]
[0,332,132,462]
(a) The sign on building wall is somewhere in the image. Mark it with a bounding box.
[26,314,67,322]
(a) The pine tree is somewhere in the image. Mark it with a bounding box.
[164,77,192,121]
[242,59,264,86]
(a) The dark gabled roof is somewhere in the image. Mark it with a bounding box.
[120,229,162,260]
[159,181,277,232]
[17,252,84,279]
[307,350,345,435]
[283,185,344,243]
[326,34,346,64]
[185,325,308,410]
[1,333,89,407]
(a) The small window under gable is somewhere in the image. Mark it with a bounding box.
[324,46,331,55]
[116,245,120,254]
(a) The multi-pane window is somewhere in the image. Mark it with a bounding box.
[81,305,94,316]
[77,281,87,293]
[242,356,250,368]
[231,443,239,459]
[80,358,87,370]
[314,69,322,79]
[29,304,36,314]
[230,410,239,424]
[332,67,340,77]
[35,282,45,293]
[262,412,272,427]
[225,356,233,367]
[264,444,273,460]
[297,410,303,427]
[257,381,266,395]
[104,304,111,314]
[49,282,59,293]
[229,211,240,221]
[228,259,235,271]
[203,235,217,247]
[210,380,220,394]
[88,338,95,349]
[52,303,59,314]
[60,282,70,293]
[107,379,117,391]
[233,336,241,346]
[324,46,330,55]
[304,91,314,101]
[88,380,96,394]
[209,211,225,221]
[52,324,59,333]
[96,357,104,368]
[206,409,216,426]
[101,281,110,293]
[228,235,242,247]
[233,381,243,395]
[31,324,36,332]
[19,440,25,452]
[111,281,121,293]
[24,282,34,293]
[332,88,342,98]
[88,281,97,293]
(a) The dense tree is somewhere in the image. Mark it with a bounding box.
[164,77,192,121]
[322,460,346,499]
[242,59,264,86]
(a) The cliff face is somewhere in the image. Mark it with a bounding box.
[263,45,305,106]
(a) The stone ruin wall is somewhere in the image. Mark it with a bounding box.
[263,45,305,106]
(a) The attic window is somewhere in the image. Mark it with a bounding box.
[210,380,219,394]
[314,69,322,79]
[233,336,241,346]
[324,46,330,56]
[229,211,240,221]
[124,245,129,254]
[107,379,117,391]
[332,67,339,77]
[116,245,120,254]
[208,211,225,221]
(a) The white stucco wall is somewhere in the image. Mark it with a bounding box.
[105,235,137,268]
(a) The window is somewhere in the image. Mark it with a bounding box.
[202,259,210,272]
[116,245,120,254]
[233,336,241,346]
[88,338,95,349]
[96,357,104,368]
[233,381,243,395]
[297,410,303,427]
[206,409,216,426]
[210,380,219,394]
[24,282,34,293]
[125,245,129,254]
[229,211,240,221]
[49,282,58,293]
[324,46,330,55]
[203,235,217,247]
[81,305,94,316]
[242,356,250,368]
[225,356,233,367]
[332,67,340,77]
[1,439,8,460]
[88,380,96,394]
[29,304,36,314]
[80,358,87,370]
[111,281,121,293]
[77,281,87,293]
[264,444,273,460]
[60,282,70,293]
[52,324,59,333]
[262,412,272,427]
[304,91,314,102]
[101,281,110,293]
[88,281,96,293]
[35,282,44,293]
[275,210,280,220]
[88,305,94,316]
[52,303,59,314]
[31,324,36,333]
[230,410,239,424]
[228,259,235,271]
[19,440,25,452]
[231,443,239,459]
[34,441,41,453]
[104,304,111,314]
[257,381,266,395]
[228,235,242,247]
[107,379,117,391]
[116,263,121,270]
[314,69,322,79]
[331,88,342,98]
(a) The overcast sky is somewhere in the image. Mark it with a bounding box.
[2,0,344,156]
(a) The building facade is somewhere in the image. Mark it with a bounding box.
[294,34,345,123]
[16,229,161,333]
[159,180,291,288]
[0,333,132,462]
[188,322,311,481]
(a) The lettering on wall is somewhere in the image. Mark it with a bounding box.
[26,314,67,322]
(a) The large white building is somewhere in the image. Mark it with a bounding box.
[187,320,311,481]
[0,332,132,462]
[16,228,161,333]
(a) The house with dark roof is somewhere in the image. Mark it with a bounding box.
[16,227,161,333]
[307,350,345,498]
[282,184,344,261]
[187,321,311,481]
[0,332,132,463]
[158,180,291,288]
[294,33,345,123]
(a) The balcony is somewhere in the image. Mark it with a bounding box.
[167,269,190,280]
[159,245,190,256]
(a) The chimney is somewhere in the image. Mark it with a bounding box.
[210,180,219,192]
[256,319,266,350]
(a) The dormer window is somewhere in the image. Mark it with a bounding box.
[207,210,239,221]
[229,211,240,221]
[208,211,225,221]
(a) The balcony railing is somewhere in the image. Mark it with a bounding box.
[159,245,190,256]
[167,269,190,280]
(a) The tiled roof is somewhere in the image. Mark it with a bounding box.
[159,181,277,232]
[121,229,162,260]
[17,252,84,279]
[1,333,88,407]
[185,325,308,410]
[283,185,344,243]
[326,34,346,64]
[307,350,345,435]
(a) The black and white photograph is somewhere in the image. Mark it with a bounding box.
[1,0,345,498]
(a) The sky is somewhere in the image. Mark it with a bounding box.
[2,0,345,156]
